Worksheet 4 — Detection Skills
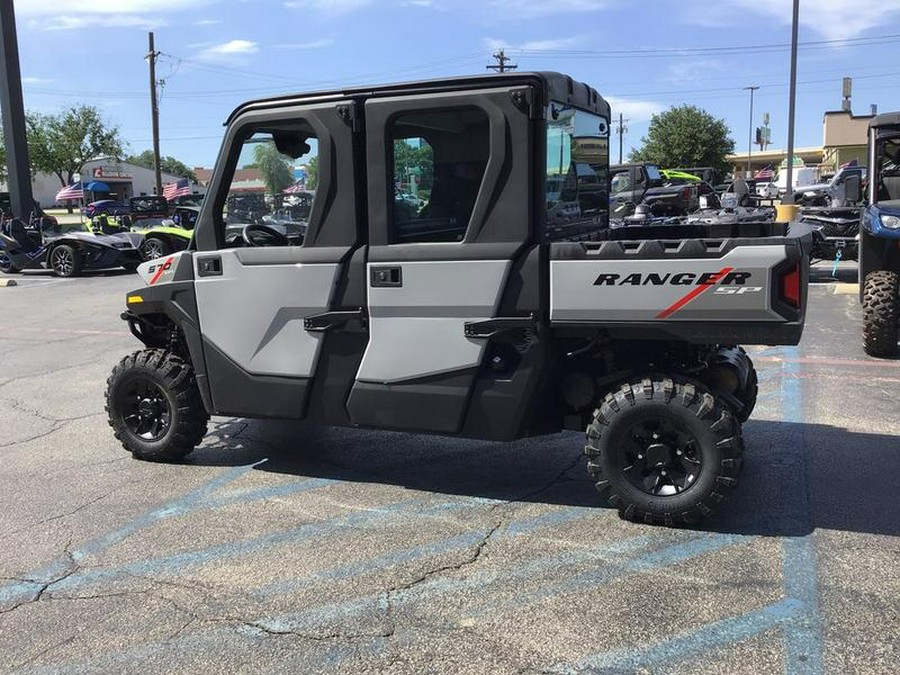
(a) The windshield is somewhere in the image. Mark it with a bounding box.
[545,104,609,238]
[875,136,900,206]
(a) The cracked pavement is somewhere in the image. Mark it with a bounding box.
[1,265,899,674]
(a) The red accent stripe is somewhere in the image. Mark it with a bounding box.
[656,267,733,320]
[149,257,174,285]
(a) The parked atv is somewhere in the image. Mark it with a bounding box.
[799,206,861,262]
[106,72,810,527]
[134,206,199,261]
[860,113,900,356]
[0,214,143,277]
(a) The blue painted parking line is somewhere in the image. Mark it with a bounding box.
[779,346,824,674]
[241,532,736,637]
[556,599,804,674]
[252,506,595,598]
[47,497,495,596]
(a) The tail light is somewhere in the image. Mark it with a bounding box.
[780,262,801,309]
[682,187,693,201]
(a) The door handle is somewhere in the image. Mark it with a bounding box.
[197,255,222,277]
[303,309,365,332]
[370,266,402,287]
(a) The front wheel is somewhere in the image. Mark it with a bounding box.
[50,244,82,277]
[585,377,743,526]
[140,236,171,262]
[105,349,209,462]
[862,271,899,358]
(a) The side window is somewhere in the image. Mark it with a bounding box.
[546,104,609,238]
[390,108,489,243]
[219,125,318,247]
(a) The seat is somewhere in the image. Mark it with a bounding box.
[2,218,41,254]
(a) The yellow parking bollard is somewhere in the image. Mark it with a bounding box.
[775,203,799,223]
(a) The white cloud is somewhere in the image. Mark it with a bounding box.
[197,39,259,60]
[17,0,202,14]
[687,0,900,41]
[283,0,371,14]
[195,19,221,25]
[489,0,609,17]
[36,15,166,30]
[484,36,584,52]
[274,39,334,49]
[22,76,53,84]
[605,96,665,123]
[666,59,727,83]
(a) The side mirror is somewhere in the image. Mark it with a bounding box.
[844,174,861,203]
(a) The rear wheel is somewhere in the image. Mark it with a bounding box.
[105,349,209,462]
[584,377,743,526]
[140,236,171,262]
[0,254,21,273]
[50,244,82,277]
[862,271,900,357]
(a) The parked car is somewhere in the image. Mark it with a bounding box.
[82,200,131,218]
[610,163,699,217]
[128,196,170,225]
[135,205,199,261]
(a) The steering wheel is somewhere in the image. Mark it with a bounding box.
[241,223,289,247]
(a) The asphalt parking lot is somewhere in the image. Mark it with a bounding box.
[0,262,898,674]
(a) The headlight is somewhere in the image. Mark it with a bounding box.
[881,214,900,229]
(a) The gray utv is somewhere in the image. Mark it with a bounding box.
[105,72,809,526]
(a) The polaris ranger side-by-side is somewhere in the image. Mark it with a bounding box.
[861,113,900,357]
[106,73,809,525]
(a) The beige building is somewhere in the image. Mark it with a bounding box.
[728,108,874,178]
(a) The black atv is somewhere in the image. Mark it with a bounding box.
[0,215,143,277]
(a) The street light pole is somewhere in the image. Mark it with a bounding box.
[784,0,800,204]
[743,86,759,177]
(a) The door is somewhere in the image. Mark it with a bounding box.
[346,86,536,434]
[192,102,364,420]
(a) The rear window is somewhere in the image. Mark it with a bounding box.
[545,104,610,240]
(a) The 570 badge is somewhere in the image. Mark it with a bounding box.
[148,257,175,285]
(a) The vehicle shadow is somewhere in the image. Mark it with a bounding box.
[187,417,900,538]
[809,263,857,284]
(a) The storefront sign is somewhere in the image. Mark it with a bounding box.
[93,166,133,179]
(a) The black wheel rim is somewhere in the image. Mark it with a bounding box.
[117,378,172,442]
[52,248,73,275]
[144,240,163,259]
[618,416,703,497]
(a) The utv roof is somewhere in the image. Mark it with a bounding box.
[225,72,608,125]
[870,112,900,129]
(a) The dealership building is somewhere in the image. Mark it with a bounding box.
[23,158,204,208]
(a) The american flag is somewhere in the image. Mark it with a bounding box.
[840,158,859,168]
[55,182,83,202]
[162,178,191,200]
[754,164,775,181]
[283,182,307,193]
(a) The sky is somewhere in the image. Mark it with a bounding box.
[12,0,900,170]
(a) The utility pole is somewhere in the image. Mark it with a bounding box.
[743,85,759,177]
[486,49,517,73]
[147,31,162,197]
[0,0,33,220]
[784,0,800,204]
[614,113,629,164]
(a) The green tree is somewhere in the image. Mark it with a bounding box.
[393,139,433,192]
[126,149,197,182]
[26,105,124,187]
[629,105,734,175]
[253,141,294,199]
[305,154,319,190]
